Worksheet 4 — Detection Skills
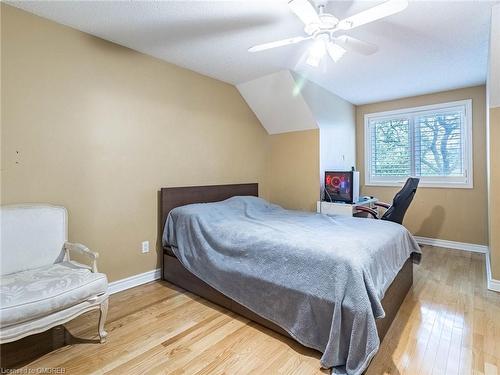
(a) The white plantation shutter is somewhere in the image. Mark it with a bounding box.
[365,100,472,188]
[370,118,411,178]
[414,107,464,177]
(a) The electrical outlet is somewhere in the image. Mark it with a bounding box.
[141,241,150,253]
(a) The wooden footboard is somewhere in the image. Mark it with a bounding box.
[376,258,413,340]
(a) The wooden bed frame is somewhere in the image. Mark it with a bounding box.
[160,183,413,344]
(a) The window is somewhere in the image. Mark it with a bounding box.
[364,100,473,188]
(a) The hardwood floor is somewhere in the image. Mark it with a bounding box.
[1,245,499,374]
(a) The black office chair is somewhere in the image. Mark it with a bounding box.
[355,177,420,225]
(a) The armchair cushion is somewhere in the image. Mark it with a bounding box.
[0,262,107,327]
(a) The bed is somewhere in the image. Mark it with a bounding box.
[160,183,419,374]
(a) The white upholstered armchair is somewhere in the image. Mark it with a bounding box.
[0,205,109,343]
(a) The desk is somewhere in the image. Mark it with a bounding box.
[316,198,378,217]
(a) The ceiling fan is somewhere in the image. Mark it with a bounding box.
[248,0,408,67]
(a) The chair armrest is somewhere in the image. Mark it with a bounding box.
[375,202,391,209]
[64,242,99,272]
[354,206,379,219]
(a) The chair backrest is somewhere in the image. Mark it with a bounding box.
[1,205,67,276]
[381,178,420,225]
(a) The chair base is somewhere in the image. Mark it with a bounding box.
[98,298,108,343]
[0,294,109,344]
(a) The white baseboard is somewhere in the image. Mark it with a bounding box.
[415,236,500,293]
[108,268,161,295]
[414,236,489,254]
[485,254,500,292]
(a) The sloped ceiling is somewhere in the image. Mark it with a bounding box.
[237,70,355,135]
[292,73,354,129]
[237,71,318,135]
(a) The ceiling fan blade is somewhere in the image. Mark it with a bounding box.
[248,36,311,52]
[288,0,320,26]
[334,35,378,55]
[338,0,408,30]
[326,42,346,63]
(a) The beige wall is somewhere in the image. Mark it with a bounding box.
[488,108,500,278]
[356,86,488,245]
[487,4,500,280]
[1,4,268,281]
[266,129,319,212]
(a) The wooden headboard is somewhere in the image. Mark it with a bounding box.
[159,183,258,242]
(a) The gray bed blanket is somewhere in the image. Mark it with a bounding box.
[163,196,420,374]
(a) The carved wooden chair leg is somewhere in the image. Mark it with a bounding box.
[98,298,109,343]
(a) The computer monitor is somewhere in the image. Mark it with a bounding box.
[324,171,360,204]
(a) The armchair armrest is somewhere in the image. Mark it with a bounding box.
[375,202,391,209]
[64,242,99,272]
[354,206,379,219]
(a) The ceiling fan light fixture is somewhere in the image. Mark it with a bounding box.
[326,43,346,62]
[250,0,405,68]
[306,38,326,67]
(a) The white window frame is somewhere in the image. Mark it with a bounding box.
[364,99,473,189]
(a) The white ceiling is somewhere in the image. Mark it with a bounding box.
[9,0,496,105]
